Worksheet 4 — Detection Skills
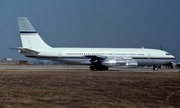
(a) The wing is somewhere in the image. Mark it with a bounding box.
[85,55,107,63]
[85,55,138,67]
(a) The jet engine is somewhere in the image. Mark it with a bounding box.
[102,57,138,67]
[102,58,126,67]
[126,59,138,67]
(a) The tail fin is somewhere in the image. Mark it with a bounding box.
[17,17,51,49]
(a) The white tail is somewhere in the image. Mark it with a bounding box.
[17,17,51,49]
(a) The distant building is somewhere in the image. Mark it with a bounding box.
[0,60,19,65]
[19,60,28,65]
[4,58,12,61]
[0,59,30,65]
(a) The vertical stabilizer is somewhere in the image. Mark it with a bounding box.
[17,17,51,49]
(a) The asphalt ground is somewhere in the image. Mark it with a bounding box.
[0,65,179,72]
[0,65,179,108]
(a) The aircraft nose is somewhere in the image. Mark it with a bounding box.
[171,55,176,59]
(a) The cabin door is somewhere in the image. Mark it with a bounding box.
[148,53,151,59]
[58,52,62,58]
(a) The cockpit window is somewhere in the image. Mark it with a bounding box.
[166,53,170,55]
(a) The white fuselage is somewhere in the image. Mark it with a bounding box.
[25,47,175,66]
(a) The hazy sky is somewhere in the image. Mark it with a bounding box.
[0,0,180,62]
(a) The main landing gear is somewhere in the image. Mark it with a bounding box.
[90,65,108,71]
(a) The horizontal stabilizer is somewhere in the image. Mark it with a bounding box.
[18,47,39,56]
[8,47,19,50]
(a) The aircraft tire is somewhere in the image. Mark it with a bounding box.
[153,66,158,71]
[90,65,108,71]
[96,66,103,71]
[96,65,108,71]
[102,66,108,70]
[90,65,95,70]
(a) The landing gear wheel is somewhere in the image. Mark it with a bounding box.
[96,67,103,71]
[102,66,108,70]
[95,65,108,71]
[153,66,158,71]
[90,65,108,71]
[90,66,95,70]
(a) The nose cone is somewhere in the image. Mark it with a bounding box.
[171,55,176,60]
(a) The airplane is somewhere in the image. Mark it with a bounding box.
[16,17,175,71]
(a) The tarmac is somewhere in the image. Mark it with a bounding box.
[0,65,179,72]
[0,65,179,107]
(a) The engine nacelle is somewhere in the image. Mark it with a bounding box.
[126,59,138,67]
[102,58,126,67]
[102,57,138,67]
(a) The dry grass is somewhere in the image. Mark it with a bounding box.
[0,70,179,108]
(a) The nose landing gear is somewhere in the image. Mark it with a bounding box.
[153,66,158,71]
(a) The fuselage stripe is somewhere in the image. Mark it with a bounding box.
[26,56,175,60]
[20,31,37,33]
